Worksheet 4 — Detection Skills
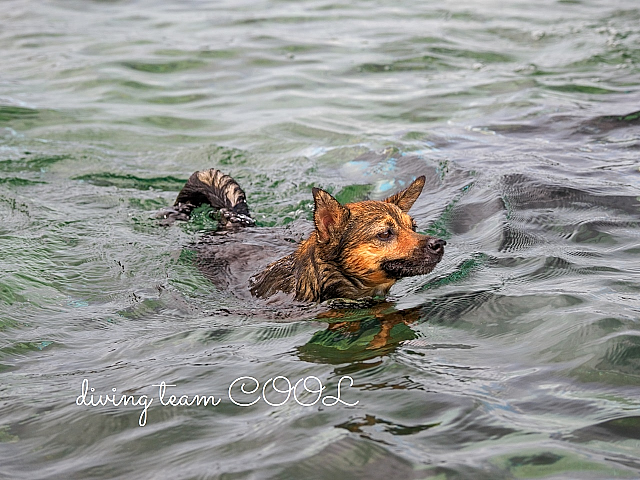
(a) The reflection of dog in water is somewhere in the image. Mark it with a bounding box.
[163,168,446,303]
[300,302,424,362]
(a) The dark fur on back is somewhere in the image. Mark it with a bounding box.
[168,168,445,303]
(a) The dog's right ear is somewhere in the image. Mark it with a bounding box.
[384,175,426,213]
[312,188,349,243]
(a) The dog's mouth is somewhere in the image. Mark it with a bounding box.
[381,238,446,279]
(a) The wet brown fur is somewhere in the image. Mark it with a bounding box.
[170,169,445,303]
[248,176,445,302]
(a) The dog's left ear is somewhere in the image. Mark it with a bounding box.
[384,176,426,213]
[312,188,349,243]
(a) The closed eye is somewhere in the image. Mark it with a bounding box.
[377,228,394,240]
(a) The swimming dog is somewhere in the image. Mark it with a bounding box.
[164,169,445,303]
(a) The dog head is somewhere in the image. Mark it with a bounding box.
[312,176,446,297]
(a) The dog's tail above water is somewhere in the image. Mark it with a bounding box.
[158,168,255,228]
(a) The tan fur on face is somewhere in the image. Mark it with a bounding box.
[249,175,444,302]
[339,202,422,288]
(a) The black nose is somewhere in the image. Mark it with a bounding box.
[427,238,446,253]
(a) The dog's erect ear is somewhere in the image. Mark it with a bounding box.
[312,188,349,243]
[384,176,426,213]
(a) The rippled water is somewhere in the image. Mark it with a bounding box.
[1,0,639,478]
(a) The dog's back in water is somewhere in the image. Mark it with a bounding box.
[162,169,445,303]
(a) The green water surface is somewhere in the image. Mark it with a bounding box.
[0,0,639,478]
